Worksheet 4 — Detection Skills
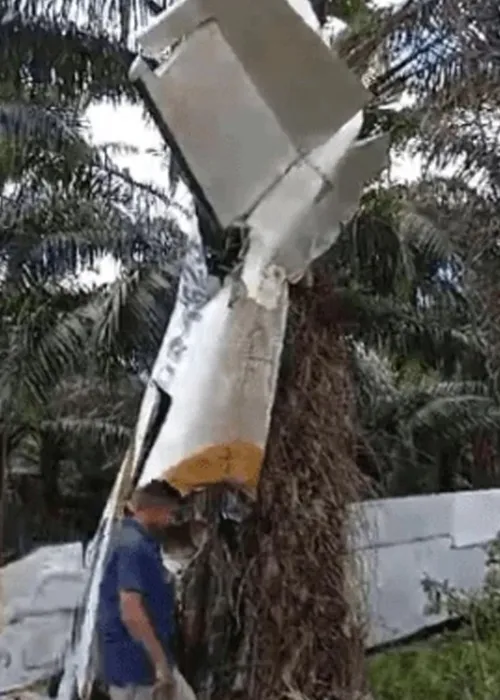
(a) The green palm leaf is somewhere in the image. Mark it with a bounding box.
[41,417,131,446]
[0,13,136,100]
[88,262,178,365]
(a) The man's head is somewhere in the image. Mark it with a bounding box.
[127,480,184,534]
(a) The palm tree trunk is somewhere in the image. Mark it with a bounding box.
[178,266,367,700]
[437,450,455,491]
[240,274,366,700]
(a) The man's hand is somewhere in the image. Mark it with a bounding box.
[154,662,175,700]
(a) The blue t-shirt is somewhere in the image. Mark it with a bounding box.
[97,518,176,687]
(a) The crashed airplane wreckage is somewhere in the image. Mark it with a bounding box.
[0,0,388,698]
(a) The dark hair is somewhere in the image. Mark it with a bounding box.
[130,479,184,510]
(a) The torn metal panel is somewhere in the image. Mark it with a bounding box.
[360,536,487,647]
[241,115,389,296]
[350,492,454,552]
[0,544,85,695]
[132,216,209,471]
[136,0,368,147]
[130,0,369,228]
[138,279,288,494]
[274,131,390,282]
[131,24,298,229]
[2,544,83,624]
[351,488,500,647]
[150,218,209,397]
[1,612,76,693]
[451,488,500,548]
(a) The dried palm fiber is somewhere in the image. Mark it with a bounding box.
[174,262,367,700]
[173,481,253,699]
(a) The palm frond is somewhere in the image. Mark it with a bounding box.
[350,340,398,404]
[337,0,500,192]
[0,98,94,190]
[380,380,491,426]
[336,287,484,377]
[364,0,500,102]
[40,417,131,446]
[398,203,452,263]
[47,373,142,422]
[0,287,94,409]
[1,191,182,283]
[352,340,500,495]
[409,396,500,443]
[88,262,178,366]
[0,12,136,100]
[0,100,88,150]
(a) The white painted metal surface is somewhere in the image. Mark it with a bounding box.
[0,544,85,695]
[351,492,455,551]
[242,125,389,293]
[132,213,209,469]
[138,278,288,490]
[452,488,500,548]
[362,536,487,646]
[129,0,371,230]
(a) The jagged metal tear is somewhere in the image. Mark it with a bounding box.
[137,273,288,491]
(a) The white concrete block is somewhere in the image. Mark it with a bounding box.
[363,537,486,647]
[351,492,454,551]
[452,488,500,548]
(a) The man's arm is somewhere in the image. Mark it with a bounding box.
[116,546,173,681]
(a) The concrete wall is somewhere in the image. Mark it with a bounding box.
[353,489,500,648]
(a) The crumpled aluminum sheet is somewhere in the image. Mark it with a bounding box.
[0,544,85,695]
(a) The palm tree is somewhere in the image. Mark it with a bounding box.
[2,0,500,697]
[0,64,187,557]
[324,182,500,497]
[171,6,500,699]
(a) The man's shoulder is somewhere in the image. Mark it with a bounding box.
[114,519,159,563]
[116,519,145,549]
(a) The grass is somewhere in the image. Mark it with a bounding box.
[369,632,500,700]
[369,538,500,699]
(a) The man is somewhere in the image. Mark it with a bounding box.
[98,480,185,700]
